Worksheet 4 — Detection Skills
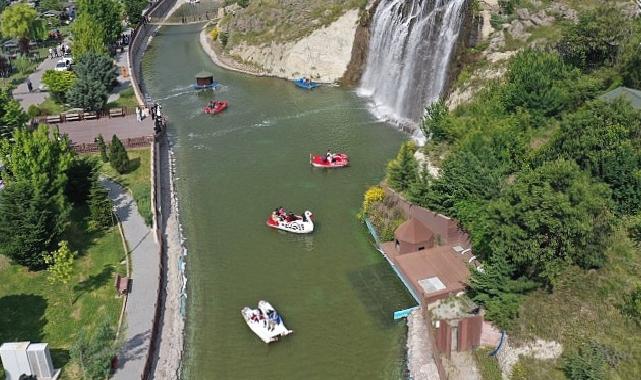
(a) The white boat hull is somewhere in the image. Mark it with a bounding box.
[241,301,293,344]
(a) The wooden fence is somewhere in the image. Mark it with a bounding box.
[72,136,153,153]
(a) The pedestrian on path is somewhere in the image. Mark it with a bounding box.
[48,48,53,58]
[26,78,33,93]
[135,106,141,122]
[156,104,162,119]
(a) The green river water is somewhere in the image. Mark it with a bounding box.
[142,24,415,379]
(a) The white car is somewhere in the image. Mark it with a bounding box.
[54,59,71,71]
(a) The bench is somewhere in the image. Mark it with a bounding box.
[83,112,97,120]
[45,115,61,123]
[109,108,124,118]
[64,113,80,122]
[115,274,130,296]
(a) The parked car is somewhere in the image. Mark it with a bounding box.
[54,58,72,71]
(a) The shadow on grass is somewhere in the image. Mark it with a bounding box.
[126,157,141,174]
[347,262,417,329]
[0,294,47,343]
[63,205,107,259]
[50,348,70,369]
[74,265,114,302]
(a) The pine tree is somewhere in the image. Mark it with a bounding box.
[386,141,418,192]
[109,135,129,174]
[88,181,113,229]
[95,134,108,162]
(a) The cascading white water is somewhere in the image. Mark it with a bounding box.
[359,0,467,128]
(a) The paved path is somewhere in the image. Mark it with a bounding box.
[57,115,154,144]
[103,179,160,380]
[109,28,134,104]
[13,54,59,110]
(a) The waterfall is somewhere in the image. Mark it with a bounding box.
[359,0,467,129]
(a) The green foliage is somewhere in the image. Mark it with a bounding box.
[386,141,417,192]
[422,100,450,142]
[66,79,108,111]
[13,54,35,75]
[0,182,59,269]
[1,97,28,130]
[123,0,147,26]
[71,13,108,58]
[88,180,113,230]
[620,21,641,92]
[78,0,123,47]
[109,135,129,174]
[42,69,77,102]
[39,0,64,11]
[502,50,585,120]
[43,240,75,285]
[619,286,641,326]
[536,100,641,215]
[628,214,641,245]
[0,125,74,268]
[27,104,41,118]
[498,0,520,15]
[66,158,96,205]
[71,321,117,380]
[557,4,631,71]
[220,32,229,48]
[95,134,108,162]
[0,4,46,52]
[74,53,118,91]
[486,160,614,282]
[562,341,621,380]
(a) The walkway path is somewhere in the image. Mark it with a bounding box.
[13,53,60,110]
[103,178,160,380]
[57,115,154,144]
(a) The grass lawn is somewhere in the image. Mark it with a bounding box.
[0,206,125,379]
[474,348,502,380]
[88,148,152,226]
[37,97,66,115]
[107,87,138,109]
[509,229,641,379]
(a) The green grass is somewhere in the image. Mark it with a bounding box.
[510,228,641,379]
[37,97,66,115]
[0,206,125,380]
[107,87,138,109]
[473,348,503,380]
[89,148,152,226]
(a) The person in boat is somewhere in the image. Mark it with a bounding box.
[326,149,334,163]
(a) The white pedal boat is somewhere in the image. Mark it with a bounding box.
[241,300,293,343]
[266,209,314,234]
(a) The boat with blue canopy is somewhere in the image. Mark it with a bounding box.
[293,77,320,90]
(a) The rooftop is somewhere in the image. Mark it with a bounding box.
[395,218,433,244]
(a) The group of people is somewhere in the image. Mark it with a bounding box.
[135,103,162,122]
[271,207,300,223]
[48,43,70,59]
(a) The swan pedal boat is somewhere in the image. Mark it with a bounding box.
[293,78,320,90]
[203,100,228,115]
[266,210,314,234]
[241,300,293,343]
[310,153,349,168]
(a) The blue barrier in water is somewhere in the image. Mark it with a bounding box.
[364,217,380,244]
[393,306,419,320]
[490,331,506,356]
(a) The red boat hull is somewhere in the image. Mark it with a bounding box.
[203,101,228,115]
[310,153,349,168]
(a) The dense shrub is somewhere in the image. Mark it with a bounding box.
[109,135,129,174]
[386,141,417,193]
[42,69,77,102]
[88,180,113,230]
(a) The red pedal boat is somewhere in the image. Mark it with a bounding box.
[310,153,349,168]
[203,100,228,115]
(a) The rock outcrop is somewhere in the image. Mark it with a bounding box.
[226,9,360,83]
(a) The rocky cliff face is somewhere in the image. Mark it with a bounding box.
[226,9,360,83]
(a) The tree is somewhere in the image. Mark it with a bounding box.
[0,97,28,130]
[77,0,123,47]
[620,286,641,326]
[0,4,46,53]
[71,13,108,58]
[563,342,610,380]
[109,135,129,174]
[66,79,108,111]
[42,70,77,103]
[95,134,108,162]
[74,53,118,91]
[557,3,631,71]
[536,100,641,215]
[123,0,148,26]
[0,125,74,256]
[502,50,583,119]
[66,158,96,205]
[620,22,641,90]
[386,141,417,192]
[0,182,60,269]
[485,159,614,283]
[71,321,117,380]
[43,240,75,305]
[421,100,450,142]
[89,181,113,229]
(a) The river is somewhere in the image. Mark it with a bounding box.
[142,24,415,379]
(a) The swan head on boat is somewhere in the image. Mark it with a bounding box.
[304,211,314,221]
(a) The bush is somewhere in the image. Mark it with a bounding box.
[88,180,113,229]
[109,135,129,174]
[360,185,385,218]
[71,321,117,380]
[220,32,229,47]
[386,141,417,193]
[27,104,40,117]
[73,53,118,91]
[13,54,34,74]
[210,27,219,41]
[95,134,108,163]
[562,342,620,380]
[42,69,77,103]
[422,100,450,142]
[66,79,108,112]
[620,286,641,326]
[498,0,520,15]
